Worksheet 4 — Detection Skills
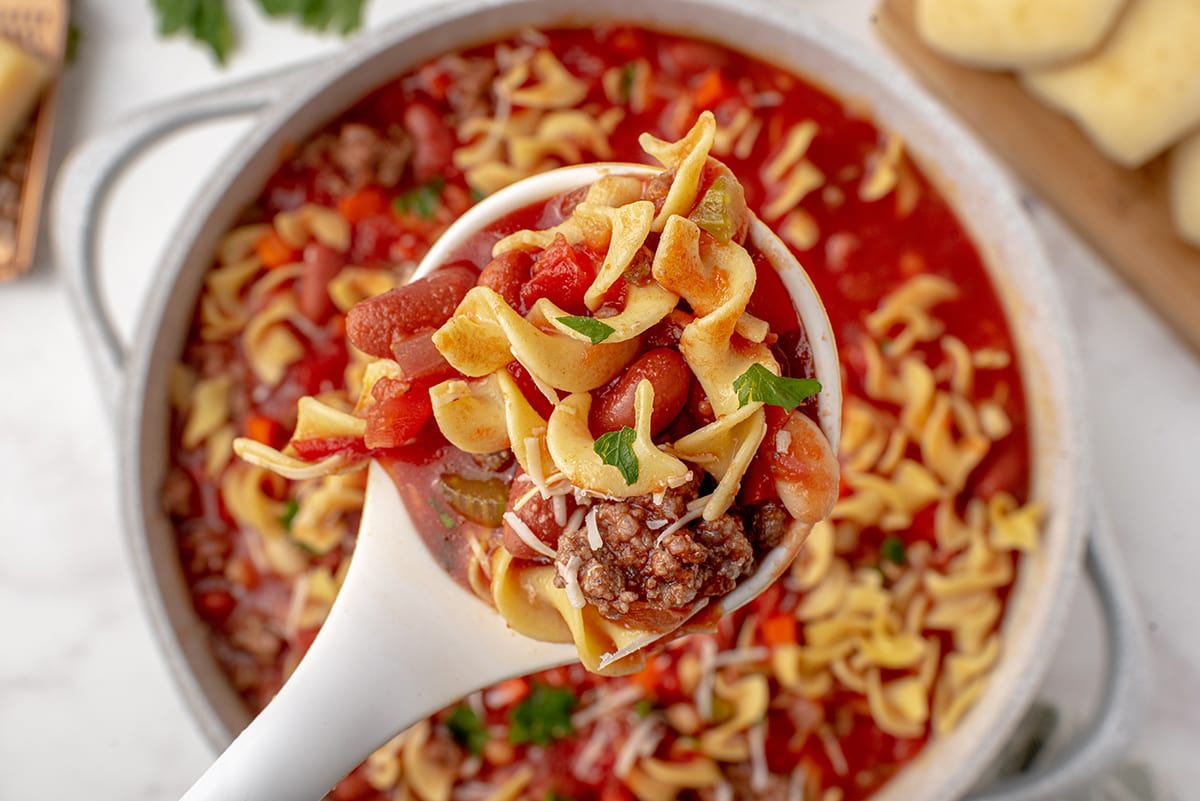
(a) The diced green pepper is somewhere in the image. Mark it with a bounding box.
[688,175,739,243]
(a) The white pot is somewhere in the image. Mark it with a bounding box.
[52,2,1149,799]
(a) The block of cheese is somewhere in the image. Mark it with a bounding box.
[1169,131,1200,248]
[1021,0,1200,168]
[0,36,50,160]
[915,0,1126,70]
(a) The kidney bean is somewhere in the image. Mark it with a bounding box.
[346,265,475,357]
[477,250,533,311]
[590,348,691,437]
[390,329,455,385]
[502,472,576,560]
[403,102,454,182]
[296,242,342,323]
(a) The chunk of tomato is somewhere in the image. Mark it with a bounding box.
[519,234,596,316]
[364,377,434,449]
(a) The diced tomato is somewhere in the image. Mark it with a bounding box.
[404,102,455,182]
[194,589,236,625]
[490,677,531,707]
[477,250,533,311]
[244,414,282,449]
[337,188,389,224]
[505,361,555,421]
[739,406,787,505]
[364,377,434,449]
[254,230,298,269]
[761,614,798,647]
[291,336,350,396]
[291,436,369,461]
[520,234,597,315]
[346,266,475,358]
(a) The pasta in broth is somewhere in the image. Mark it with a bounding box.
[236,112,840,674]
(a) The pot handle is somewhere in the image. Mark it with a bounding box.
[963,516,1151,801]
[51,64,310,414]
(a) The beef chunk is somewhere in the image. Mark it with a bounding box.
[748,501,791,549]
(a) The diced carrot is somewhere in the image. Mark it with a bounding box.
[255,230,298,269]
[694,68,729,110]
[761,614,798,647]
[628,658,661,693]
[337,188,389,224]
[244,414,281,448]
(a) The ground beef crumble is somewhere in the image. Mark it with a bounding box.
[554,476,755,620]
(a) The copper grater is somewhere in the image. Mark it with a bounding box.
[0,0,66,281]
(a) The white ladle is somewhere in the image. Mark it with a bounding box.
[179,163,841,801]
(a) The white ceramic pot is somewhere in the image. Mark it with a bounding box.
[52,2,1149,800]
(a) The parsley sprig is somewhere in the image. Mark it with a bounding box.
[733,363,821,412]
[394,176,446,220]
[594,426,638,485]
[508,683,576,746]
[446,705,488,756]
[557,316,615,345]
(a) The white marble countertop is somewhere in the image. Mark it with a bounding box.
[1,1,1196,799]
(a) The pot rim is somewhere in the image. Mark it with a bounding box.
[116,3,1087,801]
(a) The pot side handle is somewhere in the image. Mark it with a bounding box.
[964,515,1151,801]
[50,63,314,414]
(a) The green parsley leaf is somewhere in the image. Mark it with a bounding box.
[732,363,821,413]
[509,683,576,747]
[619,63,637,103]
[594,426,638,485]
[880,536,907,566]
[446,705,488,756]
[634,698,655,717]
[557,315,615,345]
[254,0,365,35]
[154,0,235,64]
[278,498,300,531]
[394,176,446,220]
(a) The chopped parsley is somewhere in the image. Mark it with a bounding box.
[634,698,656,717]
[881,536,907,566]
[428,498,457,530]
[278,498,300,531]
[509,683,577,746]
[594,426,638,485]
[394,176,446,220]
[733,363,822,413]
[619,63,637,103]
[446,705,488,756]
[557,315,615,345]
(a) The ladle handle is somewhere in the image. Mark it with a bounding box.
[179,462,575,801]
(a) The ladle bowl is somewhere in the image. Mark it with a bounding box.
[178,162,840,801]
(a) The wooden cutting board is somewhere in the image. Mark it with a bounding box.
[876,0,1200,356]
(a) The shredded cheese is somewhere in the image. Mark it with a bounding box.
[695,638,718,721]
[646,518,668,530]
[713,646,770,668]
[503,511,557,559]
[525,437,547,495]
[563,506,587,538]
[654,503,707,547]
[552,493,568,526]
[585,507,603,551]
[614,716,663,778]
[559,555,586,609]
[749,721,769,792]
[819,728,849,777]
[787,765,809,801]
[715,782,734,801]
[572,684,644,728]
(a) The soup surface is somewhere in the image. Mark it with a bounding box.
[163,24,1039,801]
